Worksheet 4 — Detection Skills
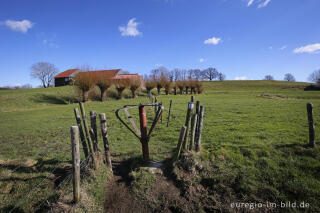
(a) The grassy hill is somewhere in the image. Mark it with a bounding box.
[0,80,319,212]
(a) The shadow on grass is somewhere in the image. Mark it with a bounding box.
[0,205,24,213]
[31,94,78,105]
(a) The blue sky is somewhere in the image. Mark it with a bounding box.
[0,0,319,86]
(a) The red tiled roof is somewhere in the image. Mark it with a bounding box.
[55,69,80,78]
[89,69,121,78]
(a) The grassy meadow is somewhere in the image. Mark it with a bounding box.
[0,80,320,212]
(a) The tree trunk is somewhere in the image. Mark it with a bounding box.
[179,87,183,95]
[83,91,89,102]
[100,88,106,102]
[174,87,177,95]
[131,89,136,98]
[147,89,152,98]
[185,87,189,94]
[157,86,161,95]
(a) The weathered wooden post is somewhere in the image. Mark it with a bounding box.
[307,103,316,147]
[74,108,89,159]
[99,113,112,168]
[71,126,80,203]
[167,100,172,127]
[139,105,150,161]
[79,102,97,169]
[182,102,194,150]
[175,126,187,160]
[89,128,98,152]
[195,101,201,142]
[196,101,200,114]
[90,111,98,143]
[191,96,194,103]
[195,106,204,152]
[154,97,158,114]
[189,114,198,151]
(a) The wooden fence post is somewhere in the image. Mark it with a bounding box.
[195,106,204,152]
[195,101,201,142]
[191,96,194,103]
[182,102,194,150]
[189,114,198,151]
[74,108,89,159]
[79,102,97,169]
[139,105,150,161]
[154,97,158,114]
[167,100,172,127]
[175,126,187,160]
[71,126,80,203]
[99,113,112,168]
[307,103,316,147]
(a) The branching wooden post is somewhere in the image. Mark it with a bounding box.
[90,111,98,145]
[307,103,316,148]
[99,113,112,168]
[74,108,89,159]
[189,114,198,151]
[79,102,97,169]
[175,126,187,160]
[167,100,172,127]
[71,126,80,203]
[182,102,194,150]
[195,106,204,152]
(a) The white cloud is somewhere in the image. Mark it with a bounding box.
[269,46,273,50]
[258,0,271,8]
[3,19,33,33]
[204,37,221,45]
[119,18,141,37]
[199,58,204,63]
[294,43,320,54]
[42,39,59,48]
[279,45,287,50]
[235,76,247,80]
[247,0,254,6]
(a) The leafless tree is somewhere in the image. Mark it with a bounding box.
[31,62,58,88]
[264,75,274,80]
[308,69,320,83]
[284,73,295,82]
[193,69,202,80]
[218,72,226,81]
[202,67,218,81]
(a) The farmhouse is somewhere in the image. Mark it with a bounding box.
[54,69,142,87]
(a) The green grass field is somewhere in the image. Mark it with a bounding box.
[0,80,320,212]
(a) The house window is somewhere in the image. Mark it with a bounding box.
[65,77,69,82]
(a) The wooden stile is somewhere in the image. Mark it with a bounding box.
[175,126,187,160]
[74,108,89,159]
[79,102,98,169]
[195,106,204,152]
[189,114,198,151]
[70,126,80,203]
[99,113,112,168]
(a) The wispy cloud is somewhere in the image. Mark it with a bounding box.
[199,58,204,63]
[119,18,142,37]
[2,19,33,33]
[258,0,271,8]
[247,0,254,6]
[294,43,320,54]
[279,45,287,50]
[235,76,247,80]
[204,37,221,45]
[42,39,59,48]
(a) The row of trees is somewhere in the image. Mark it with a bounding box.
[263,73,296,82]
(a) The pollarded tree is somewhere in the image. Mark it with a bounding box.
[129,77,141,98]
[144,75,156,98]
[96,74,113,101]
[114,78,130,99]
[176,81,184,95]
[308,69,320,83]
[74,72,97,102]
[31,62,58,88]
[284,73,295,82]
[164,81,172,95]
[264,75,274,80]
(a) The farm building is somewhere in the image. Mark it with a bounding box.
[54,69,142,87]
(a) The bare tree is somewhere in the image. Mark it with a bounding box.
[284,73,295,82]
[218,72,226,81]
[264,75,274,80]
[202,67,218,81]
[31,62,58,88]
[193,69,202,80]
[308,69,320,83]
